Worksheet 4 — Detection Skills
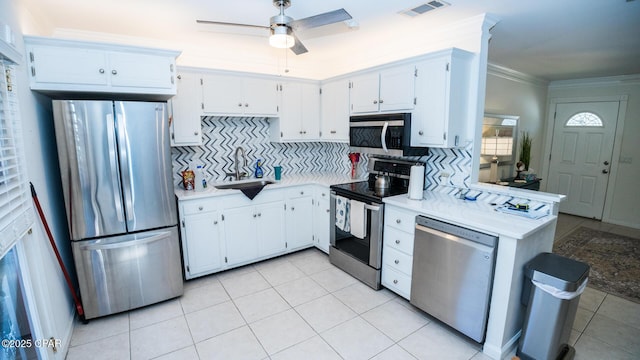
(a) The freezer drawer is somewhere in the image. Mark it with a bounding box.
[72,226,183,319]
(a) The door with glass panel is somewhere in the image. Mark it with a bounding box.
[546,101,619,219]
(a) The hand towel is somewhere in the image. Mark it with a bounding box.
[350,200,367,239]
[335,195,350,232]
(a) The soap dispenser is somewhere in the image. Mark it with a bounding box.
[255,159,264,178]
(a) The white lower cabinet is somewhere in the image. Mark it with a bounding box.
[381,205,416,299]
[313,187,331,253]
[285,187,314,251]
[223,201,285,267]
[179,198,224,279]
[179,184,334,279]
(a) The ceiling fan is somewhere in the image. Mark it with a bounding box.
[196,0,352,55]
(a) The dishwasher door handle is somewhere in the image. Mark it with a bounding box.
[415,224,496,251]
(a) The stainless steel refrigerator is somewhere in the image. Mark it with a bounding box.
[52,100,183,320]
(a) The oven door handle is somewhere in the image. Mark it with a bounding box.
[380,121,389,153]
[364,204,381,212]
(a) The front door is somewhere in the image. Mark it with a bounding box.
[546,101,619,219]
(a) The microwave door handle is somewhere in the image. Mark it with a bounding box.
[381,121,389,153]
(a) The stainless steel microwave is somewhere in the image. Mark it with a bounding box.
[349,113,429,157]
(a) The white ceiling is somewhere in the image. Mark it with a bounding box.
[18,0,640,81]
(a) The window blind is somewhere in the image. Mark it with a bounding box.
[0,60,34,259]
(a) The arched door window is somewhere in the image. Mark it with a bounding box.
[566,112,603,127]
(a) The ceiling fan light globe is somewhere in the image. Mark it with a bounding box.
[269,26,294,48]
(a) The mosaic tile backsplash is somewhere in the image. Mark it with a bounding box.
[170,116,477,195]
[171,116,354,186]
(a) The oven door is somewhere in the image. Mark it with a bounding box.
[349,120,405,157]
[329,191,384,270]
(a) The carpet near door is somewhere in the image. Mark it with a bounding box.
[553,226,640,304]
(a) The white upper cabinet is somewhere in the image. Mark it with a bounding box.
[320,79,349,142]
[170,71,202,146]
[411,48,473,148]
[350,65,416,114]
[270,81,320,142]
[24,36,179,96]
[202,73,279,116]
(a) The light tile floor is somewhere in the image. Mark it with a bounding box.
[65,214,640,360]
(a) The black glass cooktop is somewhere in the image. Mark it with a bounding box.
[331,177,409,203]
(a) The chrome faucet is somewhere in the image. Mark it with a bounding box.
[234,146,248,180]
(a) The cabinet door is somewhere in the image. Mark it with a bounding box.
[108,52,175,89]
[244,78,278,116]
[171,72,202,146]
[320,80,349,142]
[30,45,108,86]
[183,212,223,277]
[223,206,258,266]
[256,201,286,257]
[379,65,415,112]
[350,73,380,114]
[412,56,449,147]
[300,83,320,140]
[278,82,304,140]
[202,74,244,114]
[313,192,331,253]
[286,196,314,250]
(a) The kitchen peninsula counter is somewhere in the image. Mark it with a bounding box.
[383,189,564,360]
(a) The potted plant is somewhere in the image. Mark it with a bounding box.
[519,131,532,172]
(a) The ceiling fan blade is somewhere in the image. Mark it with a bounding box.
[290,33,308,55]
[196,19,269,30]
[290,8,352,31]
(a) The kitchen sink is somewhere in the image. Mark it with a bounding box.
[214,180,274,190]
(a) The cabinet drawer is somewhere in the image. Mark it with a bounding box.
[384,226,414,255]
[382,266,411,299]
[385,206,416,234]
[182,199,218,215]
[287,186,311,199]
[383,246,413,275]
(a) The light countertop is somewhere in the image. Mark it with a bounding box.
[384,191,557,239]
[175,172,361,200]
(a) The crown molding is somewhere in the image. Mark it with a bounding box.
[487,63,548,87]
[549,73,640,88]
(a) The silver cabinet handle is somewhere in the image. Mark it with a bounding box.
[326,209,330,213]
[419,130,424,135]
[111,69,117,75]
[396,219,401,224]
[291,207,295,211]
[300,191,304,195]
[238,103,243,107]
[330,130,337,134]
[244,103,249,107]
[198,206,203,211]
[99,68,105,74]
[214,220,218,225]
[194,131,199,136]
[379,99,384,104]
[321,193,326,197]
[394,259,399,264]
[393,279,398,284]
[258,213,262,217]
[253,214,257,218]
[373,100,378,104]
[395,239,400,244]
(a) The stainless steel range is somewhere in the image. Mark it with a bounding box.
[329,157,424,289]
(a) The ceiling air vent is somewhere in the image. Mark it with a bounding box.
[400,1,450,17]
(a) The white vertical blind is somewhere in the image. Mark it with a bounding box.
[0,60,34,259]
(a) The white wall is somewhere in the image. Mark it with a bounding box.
[2,0,75,357]
[481,64,549,182]
[545,76,640,228]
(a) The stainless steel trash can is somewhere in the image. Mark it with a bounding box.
[517,252,590,360]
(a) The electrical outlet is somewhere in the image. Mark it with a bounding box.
[440,171,450,178]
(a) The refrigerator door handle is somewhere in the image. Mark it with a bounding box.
[107,113,124,223]
[116,109,135,224]
[78,231,170,251]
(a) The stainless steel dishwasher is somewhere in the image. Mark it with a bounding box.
[410,216,498,343]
